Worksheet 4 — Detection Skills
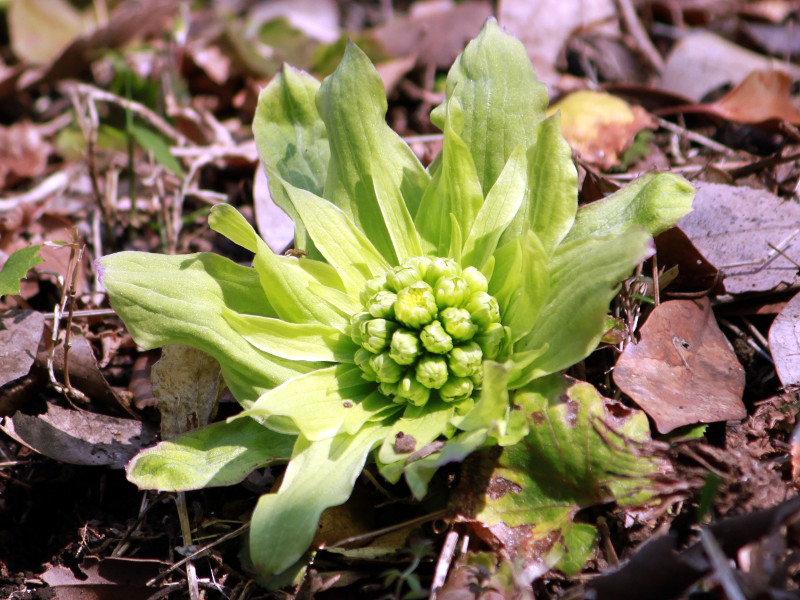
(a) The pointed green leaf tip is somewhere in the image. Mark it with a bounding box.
[99,16,694,583]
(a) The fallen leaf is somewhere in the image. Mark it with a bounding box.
[254,167,295,254]
[8,0,97,65]
[614,298,746,434]
[0,121,51,187]
[1,402,157,468]
[768,290,800,387]
[0,310,45,387]
[40,556,167,600]
[549,90,654,170]
[498,0,618,87]
[660,31,800,102]
[41,333,128,415]
[661,70,800,126]
[151,344,222,439]
[678,182,800,295]
[454,376,663,575]
[580,494,800,600]
[370,0,493,69]
[654,227,721,294]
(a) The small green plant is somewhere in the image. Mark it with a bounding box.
[97,19,693,581]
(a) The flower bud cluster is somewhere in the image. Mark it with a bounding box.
[349,256,509,407]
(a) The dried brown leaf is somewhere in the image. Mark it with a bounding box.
[614,298,746,434]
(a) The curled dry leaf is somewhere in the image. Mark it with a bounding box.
[613,298,746,434]
[768,289,800,387]
[660,31,800,102]
[662,70,800,126]
[0,402,157,468]
[549,90,654,170]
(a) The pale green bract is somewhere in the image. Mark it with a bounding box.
[97,20,694,581]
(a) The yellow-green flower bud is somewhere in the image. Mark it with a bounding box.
[424,257,460,286]
[415,355,449,389]
[475,322,509,360]
[439,376,473,403]
[360,318,397,354]
[396,375,431,406]
[420,319,453,354]
[367,290,397,319]
[395,281,437,329]
[348,312,372,346]
[389,328,421,365]
[359,274,387,305]
[354,347,378,381]
[461,266,488,293]
[448,341,483,378]
[439,307,478,341]
[386,265,422,293]
[434,275,470,309]
[379,380,400,398]
[369,351,404,383]
[405,256,432,281]
[466,291,500,328]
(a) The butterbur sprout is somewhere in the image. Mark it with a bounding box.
[98,19,694,582]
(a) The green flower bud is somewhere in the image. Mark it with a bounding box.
[439,376,473,403]
[424,257,460,286]
[415,355,449,389]
[420,319,453,354]
[434,275,470,309]
[395,281,438,329]
[462,266,488,293]
[354,347,378,381]
[470,366,484,387]
[389,328,422,365]
[405,256,431,281]
[439,307,478,341]
[360,274,387,305]
[386,265,422,293]
[475,322,509,360]
[448,341,483,378]
[360,318,398,354]
[454,397,475,415]
[395,375,431,406]
[348,312,372,346]
[369,351,404,383]
[379,380,399,398]
[466,291,500,328]
[367,290,397,319]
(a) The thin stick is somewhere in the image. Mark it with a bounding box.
[430,529,459,598]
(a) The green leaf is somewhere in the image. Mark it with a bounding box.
[97,251,317,405]
[222,307,358,362]
[130,125,183,176]
[273,181,391,293]
[468,376,659,575]
[432,19,547,196]
[461,145,527,270]
[318,41,428,264]
[250,425,387,576]
[209,204,345,326]
[500,114,578,253]
[237,365,381,441]
[376,399,456,481]
[0,245,42,296]
[564,172,695,242]
[452,361,509,433]
[517,227,653,377]
[254,65,329,252]
[416,98,484,257]
[126,417,294,491]
[489,233,549,342]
